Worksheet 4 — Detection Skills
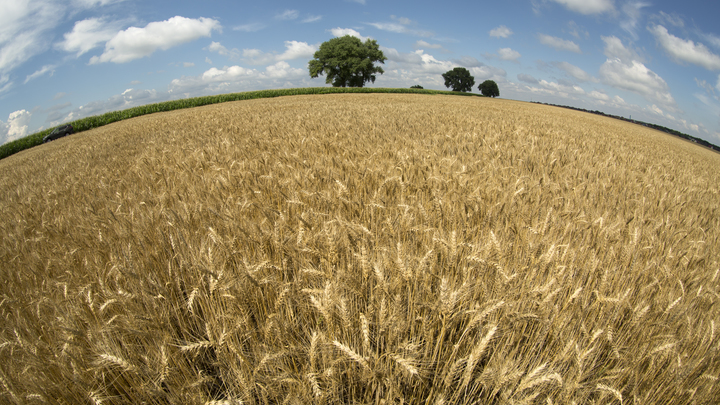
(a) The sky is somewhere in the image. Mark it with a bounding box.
[2,0,720,146]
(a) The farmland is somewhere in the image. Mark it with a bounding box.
[1,94,719,404]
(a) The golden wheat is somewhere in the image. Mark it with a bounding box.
[0,94,719,404]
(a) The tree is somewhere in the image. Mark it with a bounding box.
[479,80,500,97]
[308,35,387,87]
[410,85,423,89]
[442,67,475,92]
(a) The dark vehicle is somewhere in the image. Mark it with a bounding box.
[43,124,74,143]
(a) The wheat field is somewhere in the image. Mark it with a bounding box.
[0,94,719,404]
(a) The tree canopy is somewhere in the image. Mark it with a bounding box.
[479,80,500,97]
[308,36,387,87]
[442,67,475,92]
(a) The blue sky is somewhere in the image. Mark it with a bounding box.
[2,0,720,145]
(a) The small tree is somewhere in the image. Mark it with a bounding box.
[479,80,500,97]
[308,35,387,87]
[442,67,475,92]
[410,85,423,89]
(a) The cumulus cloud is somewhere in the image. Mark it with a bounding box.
[169,61,307,95]
[489,25,513,38]
[551,61,592,82]
[382,48,504,83]
[550,0,614,14]
[56,17,125,56]
[649,25,720,70]
[537,34,581,53]
[0,109,32,144]
[599,36,676,109]
[330,28,370,41]
[241,41,316,65]
[89,16,221,64]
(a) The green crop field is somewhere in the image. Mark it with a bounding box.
[1,93,719,404]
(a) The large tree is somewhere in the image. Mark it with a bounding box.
[479,80,500,97]
[442,67,475,92]
[308,35,387,87]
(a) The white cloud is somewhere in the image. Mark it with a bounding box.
[656,11,684,28]
[489,25,513,38]
[620,2,650,40]
[56,17,125,56]
[600,59,675,106]
[552,61,592,82]
[518,73,539,84]
[382,47,505,85]
[205,57,212,64]
[694,78,717,97]
[183,62,194,67]
[60,88,161,124]
[414,40,443,50]
[497,48,521,61]
[169,61,307,95]
[330,28,370,42]
[233,23,265,32]
[550,0,614,14]
[302,15,322,23]
[382,48,423,65]
[207,41,240,58]
[588,90,610,101]
[0,0,64,82]
[24,64,55,83]
[242,41,316,65]
[539,79,586,96]
[391,15,412,25]
[649,25,720,70]
[89,16,221,64]
[537,34,581,53]
[701,33,720,50]
[599,37,676,110]
[276,10,299,20]
[565,21,588,39]
[649,104,664,116]
[72,0,126,7]
[1,109,32,144]
[602,35,640,61]
[367,21,433,37]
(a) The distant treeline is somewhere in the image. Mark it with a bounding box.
[534,102,720,153]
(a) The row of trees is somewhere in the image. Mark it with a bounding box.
[308,36,499,97]
[441,67,499,97]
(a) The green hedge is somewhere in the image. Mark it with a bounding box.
[0,87,483,161]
